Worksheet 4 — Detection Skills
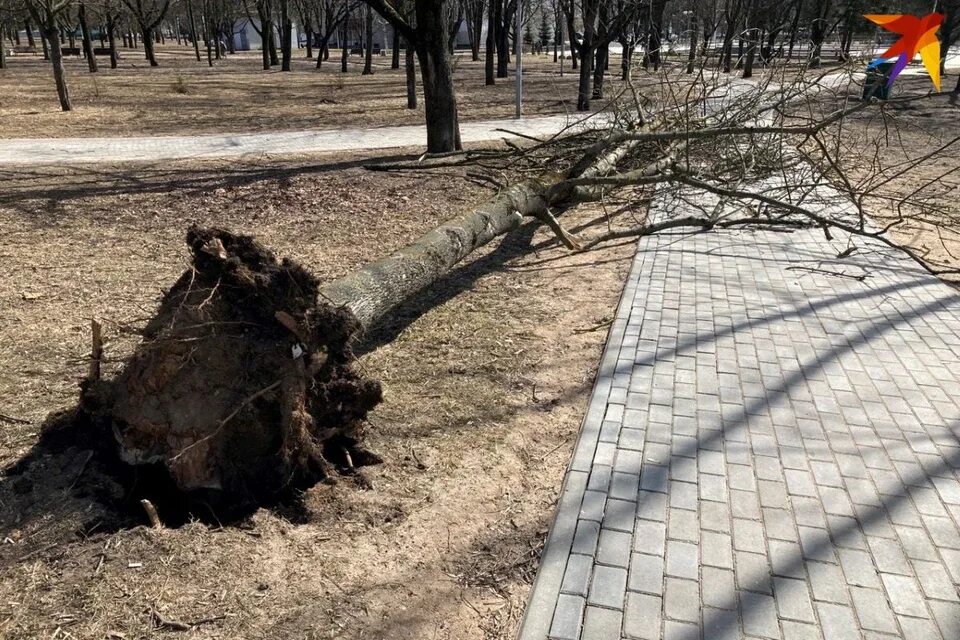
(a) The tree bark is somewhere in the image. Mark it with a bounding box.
[107,15,119,68]
[687,15,698,74]
[79,2,99,73]
[281,0,293,71]
[35,12,72,111]
[391,27,400,68]
[363,4,374,74]
[485,0,495,84]
[415,21,461,152]
[142,26,159,65]
[187,0,201,62]
[405,36,417,109]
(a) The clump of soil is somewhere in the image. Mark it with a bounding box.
[66,227,382,519]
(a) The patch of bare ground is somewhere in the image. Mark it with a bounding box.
[832,76,960,282]
[0,148,637,638]
[0,46,613,138]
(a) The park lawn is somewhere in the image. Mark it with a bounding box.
[0,148,637,639]
[0,45,608,138]
[833,77,960,283]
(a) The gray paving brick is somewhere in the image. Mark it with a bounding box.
[623,592,662,640]
[736,551,773,595]
[666,540,699,580]
[807,560,850,604]
[561,554,594,597]
[588,565,628,609]
[740,590,781,639]
[629,552,664,595]
[664,577,700,623]
[774,577,816,623]
[549,594,586,640]
[880,573,929,618]
[867,536,912,575]
[913,559,959,601]
[780,621,821,640]
[897,615,943,640]
[816,603,860,640]
[667,509,700,542]
[703,566,736,610]
[572,520,601,556]
[734,519,767,554]
[837,548,882,588]
[598,529,633,568]
[581,605,623,638]
[637,490,668,523]
[849,586,898,634]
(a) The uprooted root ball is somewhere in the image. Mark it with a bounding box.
[80,226,383,510]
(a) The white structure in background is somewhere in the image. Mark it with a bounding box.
[231,18,300,52]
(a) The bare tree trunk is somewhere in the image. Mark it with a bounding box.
[37,15,72,111]
[79,2,99,73]
[687,15,697,74]
[107,16,119,68]
[341,21,348,72]
[280,0,292,71]
[187,0,201,62]
[405,36,416,108]
[25,20,36,47]
[363,4,374,74]
[485,0,495,84]
[391,27,400,68]
[142,26,159,66]
[0,40,5,70]
[415,24,461,151]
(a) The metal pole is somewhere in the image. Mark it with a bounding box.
[515,1,522,118]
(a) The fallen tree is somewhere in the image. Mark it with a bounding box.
[63,111,651,514]
[41,68,960,519]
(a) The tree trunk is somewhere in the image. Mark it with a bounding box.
[687,16,698,74]
[25,21,36,48]
[79,3,99,73]
[341,24,348,72]
[405,36,417,109]
[187,0,201,62]
[568,19,577,69]
[66,121,639,517]
[142,26,159,66]
[304,21,313,58]
[258,6,272,69]
[485,0,495,84]
[269,22,280,65]
[107,16,119,68]
[42,30,49,59]
[281,0,292,71]
[363,4,374,74]
[495,3,509,78]
[743,28,756,78]
[0,40,5,70]
[721,19,736,73]
[39,17,72,111]
[415,30,461,152]
[391,28,400,68]
[592,44,607,100]
[648,0,667,69]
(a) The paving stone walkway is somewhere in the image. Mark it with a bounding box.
[518,199,960,639]
[0,113,596,166]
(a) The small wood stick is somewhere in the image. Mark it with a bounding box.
[88,319,103,382]
[140,499,162,528]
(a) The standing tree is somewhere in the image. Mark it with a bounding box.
[363,0,462,152]
[78,1,98,72]
[122,0,172,66]
[26,0,73,110]
[464,0,483,61]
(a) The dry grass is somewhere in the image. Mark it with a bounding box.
[0,148,637,639]
[0,45,605,138]
[832,77,960,282]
